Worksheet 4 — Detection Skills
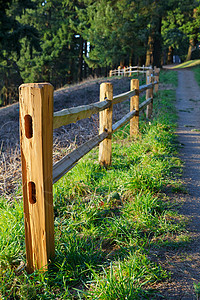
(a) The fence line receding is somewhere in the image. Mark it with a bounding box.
[19,67,160,273]
[109,65,152,77]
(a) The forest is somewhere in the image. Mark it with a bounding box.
[0,0,200,107]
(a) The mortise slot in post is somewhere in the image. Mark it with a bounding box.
[28,182,36,204]
[24,115,33,139]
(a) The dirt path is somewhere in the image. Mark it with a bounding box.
[157,69,200,299]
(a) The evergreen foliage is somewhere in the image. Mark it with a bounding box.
[0,0,200,106]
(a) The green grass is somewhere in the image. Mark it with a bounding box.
[194,282,200,300]
[171,59,200,69]
[0,70,187,299]
[193,65,200,87]
[159,70,178,86]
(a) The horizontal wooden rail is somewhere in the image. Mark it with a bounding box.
[112,95,153,133]
[139,97,152,110]
[137,66,149,69]
[53,95,154,182]
[53,100,111,129]
[109,65,152,77]
[19,68,160,273]
[113,90,136,105]
[53,81,158,130]
[112,110,137,133]
[139,83,153,93]
[53,131,108,183]
[124,70,140,74]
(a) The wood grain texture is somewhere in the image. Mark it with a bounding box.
[53,132,108,183]
[53,100,111,129]
[113,89,136,105]
[139,83,153,94]
[139,97,152,110]
[99,83,113,167]
[112,110,136,133]
[19,83,55,273]
[146,70,153,118]
[130,79,139,137]
[154,67,160,93]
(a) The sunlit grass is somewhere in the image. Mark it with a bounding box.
[171,59,200,69]
[0,70,188,299]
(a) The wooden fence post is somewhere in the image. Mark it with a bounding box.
[130,79,139,137]
[124,67,126,77]
[128,66,131,77]
[146,70,150,118]
[109,70,112,77]
[146,70,153,119]
[118,66,121,76]
[19,83,55,273]
[99,83,113,167]
[154,67,160,93]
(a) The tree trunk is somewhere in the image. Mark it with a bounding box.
[78,37,83,82]
[138,53,145,66]
[167,46,173,64]
[145,35,153,66]
[83,40,87,78]
[120,60,124,68]
[186,9,198,61]
[186,39,195,61]
[129,50,133,66]
[3,68,9,106]
[153,17,162,67]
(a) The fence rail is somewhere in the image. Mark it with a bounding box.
[109,65,152,77]
[53,100,111,129]
[19,67,160,273]
[53,82,156,130]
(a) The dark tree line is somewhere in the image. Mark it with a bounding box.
[0,0,200,106]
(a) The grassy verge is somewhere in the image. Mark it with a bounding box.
[0,70,186,299]
[193,65,200,87]
[171,59,200,69]
[159,70,178,86]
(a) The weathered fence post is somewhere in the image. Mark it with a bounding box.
[146,69,153,119]
[124,67,126,77]
[146,70,150,118]
[118,66,121,76]
[154,67,160,93]
[19,83,55,273]
[99,83,113,167]
[128,66,131,77]
[130,79,139,137]
[109,70,112,77]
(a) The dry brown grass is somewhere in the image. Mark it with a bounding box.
[0,76,135,199]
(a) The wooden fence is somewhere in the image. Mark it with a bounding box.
[109,65,152,77]
[19,67,160,273]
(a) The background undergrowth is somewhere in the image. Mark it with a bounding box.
[0,70,186,299]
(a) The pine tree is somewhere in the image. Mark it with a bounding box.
[161,0,200,63]
[0,0,40,105]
